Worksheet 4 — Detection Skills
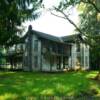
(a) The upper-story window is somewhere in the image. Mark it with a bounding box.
[34,40,38,52]
[77,43,80,52]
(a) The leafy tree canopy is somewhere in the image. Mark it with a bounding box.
[0,0,42,46]
[52,0,100,45]
[55,0,100,68]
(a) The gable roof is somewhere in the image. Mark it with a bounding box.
[61,34,78,42]
[30,29,64,43]
[24,25,84,44]
[61,34,85,43]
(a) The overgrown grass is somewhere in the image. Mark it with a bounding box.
[0,71,100,100]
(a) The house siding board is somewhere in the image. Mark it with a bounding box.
[68,57,72,68]
[80,43,84,68]
[51,56,57,71]
[80,43,90,70]
[32,34,42,71]
[35,35,38,70]
[42,55,51,71]
[23,34,32,71]
[38,40,42,70]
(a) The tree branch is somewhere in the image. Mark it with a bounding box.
[50,7,94,46]
[50,12,66,19]
[53,7,84,35]
[82,0,100,12]
[88,0,100,12]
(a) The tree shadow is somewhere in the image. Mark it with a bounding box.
[0,71,100,99]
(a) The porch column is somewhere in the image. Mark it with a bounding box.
[71,44,77,69]
[63,56,65,69]
[83,45,89,70]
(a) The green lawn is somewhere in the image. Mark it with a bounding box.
[0,71,100,100]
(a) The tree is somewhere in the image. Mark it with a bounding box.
[78,2,100,70]
[0,0,42,46]
[0,0,43,69]
[50,0,100,71]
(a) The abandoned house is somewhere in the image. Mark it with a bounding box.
[22,25,90,71]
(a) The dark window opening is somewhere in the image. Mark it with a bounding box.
[34,56,38,67]
[77,43,80,52]
[34,40,38,52]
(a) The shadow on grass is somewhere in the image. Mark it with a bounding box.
[0,71,100,99]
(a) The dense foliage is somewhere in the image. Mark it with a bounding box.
[78,2,100,69]
[0,0,42,46]
[55,0,100,69]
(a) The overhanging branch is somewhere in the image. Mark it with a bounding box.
[53,7,84,35]
[50,12,66,19]
[82,0,100,12]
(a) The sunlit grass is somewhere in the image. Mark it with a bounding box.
[0,71,100,99]
[0,93,18,100]
[86,71,98,78]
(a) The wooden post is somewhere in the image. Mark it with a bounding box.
[63,56,65,69]
[50,55,52,72]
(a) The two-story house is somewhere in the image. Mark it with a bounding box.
[23,25,89,71]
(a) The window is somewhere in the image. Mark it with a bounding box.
[34,40,38,52]
[34,56,38,67]
[77,43,80,52]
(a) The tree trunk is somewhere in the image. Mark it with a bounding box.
[94,58,100,80]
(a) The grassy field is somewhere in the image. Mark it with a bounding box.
[0,71,100,100]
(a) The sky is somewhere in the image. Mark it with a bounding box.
[23,0,79,37]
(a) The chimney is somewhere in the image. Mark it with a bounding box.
[28,25,32,31]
